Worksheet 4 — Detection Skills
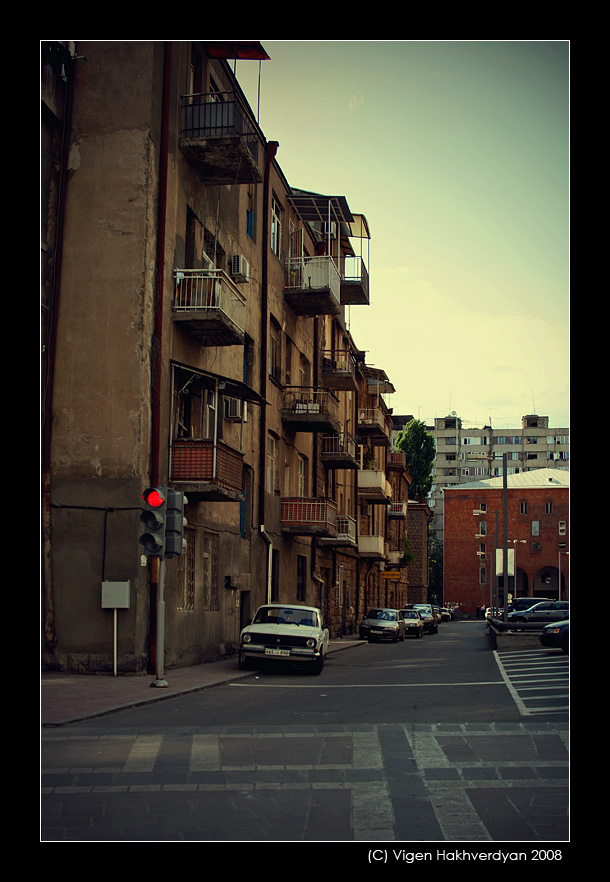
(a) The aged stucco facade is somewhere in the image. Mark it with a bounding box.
[42,41,430,674]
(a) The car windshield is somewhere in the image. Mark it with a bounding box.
[253,606,318,627]
[414,605,431,612]
[367,609,397,621]
[403,611,419,619]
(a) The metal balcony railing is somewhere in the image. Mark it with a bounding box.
[284,256,341,315]
[173,269,246,344]
[281,497,338,535]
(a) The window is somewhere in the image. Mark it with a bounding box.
[545,501,553,514]
[558,520,567,536]
[266,435,278,494]
[532,521,539,536]
[479,521,487,536]
[479,567,487,585]
[202,532,219,611]
[247,184,255,240]
[271,195,282,256]
[268,319,281,382]
[297,455,308,497]
[520,501,528,514]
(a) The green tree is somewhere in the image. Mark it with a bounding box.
[396,418,435,501]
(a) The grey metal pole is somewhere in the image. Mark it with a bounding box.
[152,559,168,687]
[502,454,508,623]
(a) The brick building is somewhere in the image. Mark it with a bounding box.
[443,468,569,614]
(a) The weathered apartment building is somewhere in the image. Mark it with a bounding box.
[41,40,429,674]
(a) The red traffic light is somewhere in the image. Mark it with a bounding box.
[143,487,165,508]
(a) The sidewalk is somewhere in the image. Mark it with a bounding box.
[41,637,366,727]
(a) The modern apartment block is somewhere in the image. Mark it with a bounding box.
[41,41,426,674]
[428,413,569,541]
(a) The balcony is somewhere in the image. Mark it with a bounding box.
[320,433,359,469]
[321,350,358,391]
[179,92,262,185]
[282,387,341,434]
[284,256,341,316]
[357,406,392,445]
[170,439,243,501]
[172,269,246,345]
[319,515,358,548]
[340,256,370,306]
[387,451,407,471]
[358,470,392,504]
[358,516,388,560]
[389,501,407,519]
[281,497,337,537]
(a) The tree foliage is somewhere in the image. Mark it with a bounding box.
[396,418,436,501]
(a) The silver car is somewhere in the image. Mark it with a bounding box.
[359,608,406,643]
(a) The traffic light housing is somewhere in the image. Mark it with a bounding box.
[165,489,188,558]
[140,486,167,557]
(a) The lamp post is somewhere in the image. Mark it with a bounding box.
[508,538,527,605]
[474,508,498,616]
[558,550,569,600]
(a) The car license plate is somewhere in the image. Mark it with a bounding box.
[265,648,290,657]
[371,629,384,635]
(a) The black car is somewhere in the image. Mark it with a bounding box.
[508,600,569,624]
[540,619,569,653]
[510,596,552,613]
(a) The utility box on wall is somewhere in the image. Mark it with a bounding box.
[101,580,131,609]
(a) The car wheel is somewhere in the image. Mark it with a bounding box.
[311,654,324,675]
[238,650,252,670]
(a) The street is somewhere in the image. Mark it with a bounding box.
[41,621,569,847]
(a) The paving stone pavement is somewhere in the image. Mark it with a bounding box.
[41,721,569,842]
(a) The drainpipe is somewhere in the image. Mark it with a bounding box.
[259,141,279,601]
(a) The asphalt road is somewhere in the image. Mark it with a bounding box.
[76,620,536,729]
[42,621,570,845]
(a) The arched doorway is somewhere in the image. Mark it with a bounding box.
[533,566,559,599]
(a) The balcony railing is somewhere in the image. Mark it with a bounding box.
[340,256,370,305]
[170,438,244,501]
[281,497,337,536]
[320,433,358,469]
[319,515,358,547]
[358,470,392,504]
[179,92,262,185]
[173,269,246,345]
[358,406,392,443]
[389,501,407,519]
[282,387,340,434]
[321,350,358,391]
[284,256,341,316]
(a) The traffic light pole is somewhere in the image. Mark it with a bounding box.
[151,558,168,688]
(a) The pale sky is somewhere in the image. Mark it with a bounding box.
[235,40,569,430]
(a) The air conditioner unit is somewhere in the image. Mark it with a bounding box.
[224,396,245,422]
[322,222,337,238]
[230,254,249,282]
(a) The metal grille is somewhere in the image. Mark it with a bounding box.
[178,526,196,610]
[202,532,219,611]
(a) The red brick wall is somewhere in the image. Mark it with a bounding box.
[444,485,569,614]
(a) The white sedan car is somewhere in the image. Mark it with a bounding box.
[239,603,330,675]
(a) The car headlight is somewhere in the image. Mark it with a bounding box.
[242,633,252,643]
[306,638,316,648]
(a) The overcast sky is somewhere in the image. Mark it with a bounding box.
[235,40,569,430]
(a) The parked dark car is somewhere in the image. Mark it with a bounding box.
[540,619,569,653]
[509,596,552,613]
[402,608,424,638]
[359,608,406,642]
[508,600,569,624]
